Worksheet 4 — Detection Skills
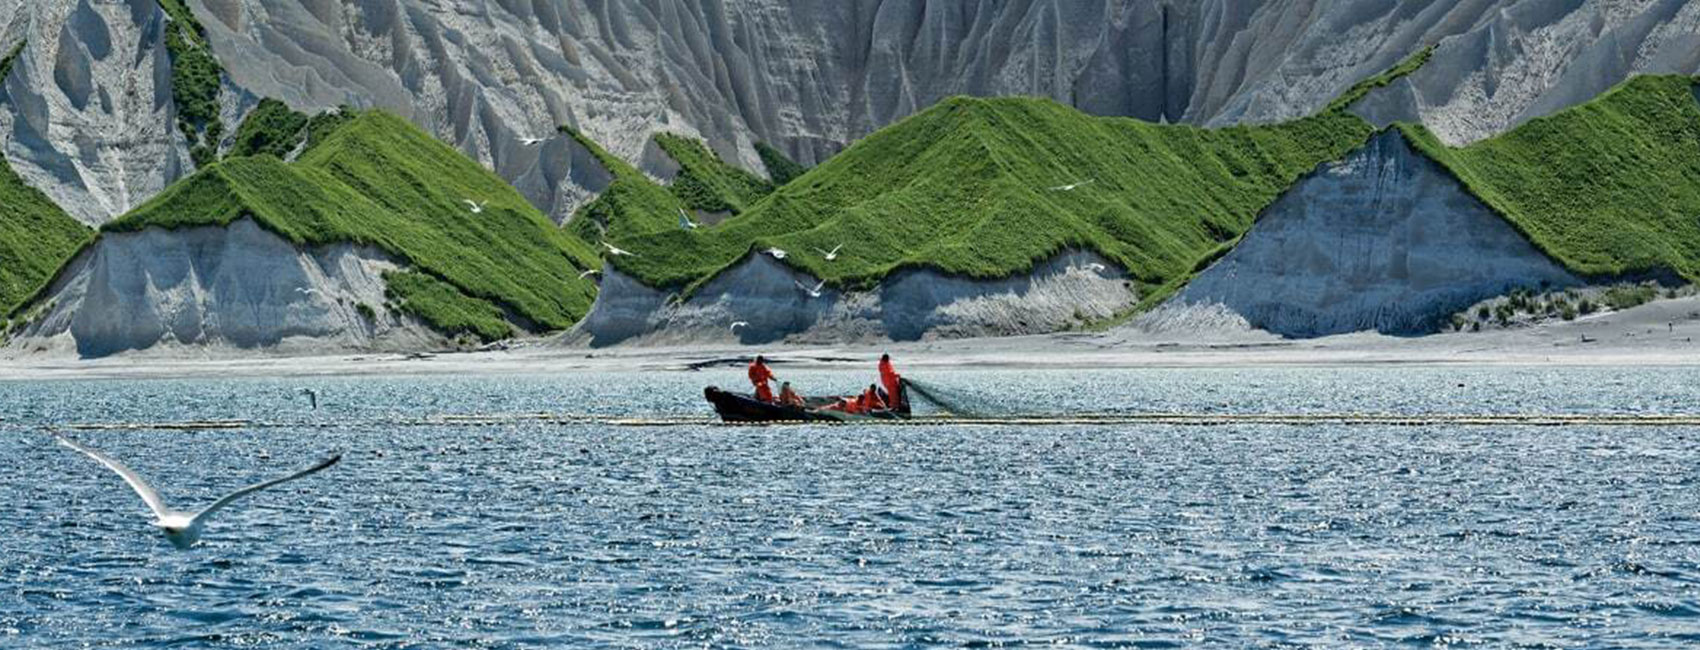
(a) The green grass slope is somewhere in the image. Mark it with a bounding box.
[653,133,773,214]
[561,126,686,243]
[599,98,1373,294]
[106,111,601,339]
[1401,74,1700,280]
[754,142,808,186]
[157,0,223,167]
[0,155,93,320]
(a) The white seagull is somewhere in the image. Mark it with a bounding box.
[730,321,749,332]
[519,136,545,146]
[293,287,320,297]
[795,279,825,298]
[601,241,635,257]
[462,199,487,214]
[52,433,341,550]
[1048,179,1096,191]
[766,247,788,260]
[678,209,700,230]
[814,244,843,261]
[578,268,602,279]
[1083,262,1107,273]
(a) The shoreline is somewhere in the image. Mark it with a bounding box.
[4,294,1697,381]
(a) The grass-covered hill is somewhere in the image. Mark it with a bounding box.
[593,97,1374,295]
[105,110,602,340]
[1401,74,1700,281]
[0,155,93,322]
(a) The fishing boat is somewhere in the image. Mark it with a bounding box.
[703,386,911,423]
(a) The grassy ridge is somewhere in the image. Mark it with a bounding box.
[383,269,511,341]
[0,155,93,319]
[1324,45,1436,114]
[561,127,685,243]
[653,133,772,214]
[108,111,601,335]
[601,98,1373,293]
[1401,75,1700,280]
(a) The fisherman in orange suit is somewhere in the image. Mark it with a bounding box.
[748,355,776,403]
[878,353,902,410]
[860,383,886,412]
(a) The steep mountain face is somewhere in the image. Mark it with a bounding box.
[0,0,190,225]
[2,1,1693,226]
[157,0,1700,224]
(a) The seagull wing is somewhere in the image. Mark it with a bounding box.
[55,434,171,519]
[828,244,843,256]
[191,453,342,524]
[462,199,477,208]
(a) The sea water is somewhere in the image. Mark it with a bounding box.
[4,366,1700,647]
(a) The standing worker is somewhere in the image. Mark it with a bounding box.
[748,355,777,403]
[878,353,903,411]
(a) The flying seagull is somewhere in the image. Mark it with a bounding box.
[814,244,843,261]
[519,136,545,146]
[578,268,602,279]
[601,241,635,257]
[766,247,788,260]
[730,321,749,332]
[462,199,487,214]
[1083,262,1107,273]
[795,279,825,298]
[52,433,341,550]
[1048,179,1095,191]
[293,287,320,296]
[297,387,319,410]
[678,209,700,230]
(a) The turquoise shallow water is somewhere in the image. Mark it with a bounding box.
[4,366,1700,647]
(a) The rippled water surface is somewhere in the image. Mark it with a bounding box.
[5,366,1700,647]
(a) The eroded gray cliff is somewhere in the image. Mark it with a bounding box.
[1159,130,1580,338]
[14,218,442,357]
[575,251,1134,346]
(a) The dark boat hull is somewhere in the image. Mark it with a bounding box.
[704,386,908,423]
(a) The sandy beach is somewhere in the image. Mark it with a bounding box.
[2,295,1696,381]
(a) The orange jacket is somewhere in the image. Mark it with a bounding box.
[861,387,886,412]
[778,386,804,408]
[878,358,902,407]
[748,360,775,387]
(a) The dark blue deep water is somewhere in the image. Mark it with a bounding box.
[5,366,1700,647]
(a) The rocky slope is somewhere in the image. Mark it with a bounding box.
[0,0,190,225]
[7,0,1688,226]
[15,218,441,357]
[1157,130,1581,338]
[575,251,1133,346]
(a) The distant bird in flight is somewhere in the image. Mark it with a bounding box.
[297,387,319,410]
[462,199,487,214]
[293,287,320,296]
[51,433,341,550]
[601,241,635,257]
[730,321,749,332]
[519,136,545,146]
[795,279,825,298]
[1083,262,1107,273]
[766,247,788,260]
[815,244,843,261]
[678,209,700,230]
[1048,179,1095,191]
[578,268,602,279]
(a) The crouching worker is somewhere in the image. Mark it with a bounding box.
[860,383,887,413]
[777,381,805,409]
[748,355,776,403]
